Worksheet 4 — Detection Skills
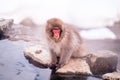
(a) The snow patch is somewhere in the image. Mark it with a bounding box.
[80,28,116,40]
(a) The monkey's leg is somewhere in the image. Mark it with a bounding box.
[57,48,72,69]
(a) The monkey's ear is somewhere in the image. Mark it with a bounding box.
[61,24,66,30]
[46,24,52,29]
[47,18,52,24]
[47,18,56,24]
[47,20,50,24]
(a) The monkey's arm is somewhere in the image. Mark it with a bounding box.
[50,49,57,67]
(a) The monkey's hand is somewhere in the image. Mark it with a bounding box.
[49,59,58,70]
[55,57,65,70]
[49,63,57,70]
[56,61,66,70]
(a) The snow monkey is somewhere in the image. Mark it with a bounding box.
[46,18,85,69]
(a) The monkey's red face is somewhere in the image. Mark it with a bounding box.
[46,18,64,41]
[52,28,61,39]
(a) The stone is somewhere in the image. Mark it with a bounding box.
[0,18,13,39]
[24,45,52,68]
[56,58,92,75]
[24,45,118,77]
[102,72,120,80]
[0,18,13,31]
[86,50,118,75]
[20,17,36,27]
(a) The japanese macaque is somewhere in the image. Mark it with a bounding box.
[46,18,85,69]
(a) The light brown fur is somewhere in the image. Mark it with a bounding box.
[46,18,85,69]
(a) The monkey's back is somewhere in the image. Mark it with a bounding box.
[65,26,85,57]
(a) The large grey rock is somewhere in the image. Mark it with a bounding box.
[86,50,118,75]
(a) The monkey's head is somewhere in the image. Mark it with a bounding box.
[46,18,65,42]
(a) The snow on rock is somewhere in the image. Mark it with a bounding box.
[56,58,92,75]
[24,45,52,67]
[80,28,116,40]
[102,72,120,79]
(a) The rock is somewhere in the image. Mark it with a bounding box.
[107,20,120,39]
[102,72,120,80]
[56,50,118,76]
[0,18,13,31]
[1,22,47,43]
[0,18,13,39]
[20,17,36,27]
[24,44,118,77]
[24,45,52,68]
[5,24,35,41]
[86,50,118,75]
[0,18,38,41]
[56,58,92,75]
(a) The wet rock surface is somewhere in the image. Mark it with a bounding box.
[0,18,13,39]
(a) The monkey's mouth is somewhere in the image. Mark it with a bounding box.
[52,29,61,40]
[53,33,60,39]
